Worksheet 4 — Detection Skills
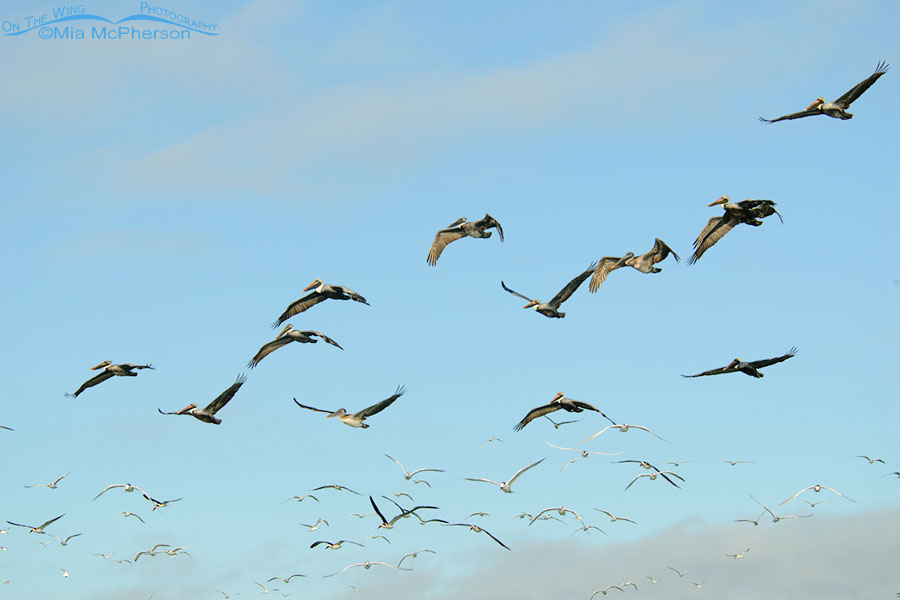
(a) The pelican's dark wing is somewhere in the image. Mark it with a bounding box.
[514,403,563,431]
[331,286,369,305]
[475,213,504,242]
[548,263,596,308]
[747,347,797,369]
[681,363,733,378]
[748,200,783,223]
[248,336,294,368]
[292,399,335,414]
[688,215,738,264]
[427,228,468,266]
[302,331,344,350]
[205,374,247,414]
[759,108,822,123]
[272,291,329,328]
[354,385,405,419]
[650,238,680,264]
[570,400,615,425]
[500,281,535,304]
[65,371,114,398]
[589,257,625,293]
[834,61,889,108]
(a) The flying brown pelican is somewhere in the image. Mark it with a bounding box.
[65,361,154,398]
[272,280,369,328]
[682,347,797,378]
[5,513,65,534]
[688,197,782,264]
[501,262,596,318]
[157,374,246,425]
[514,392,615,431]
[760,61,888,123]
[293,385,405,428]
[427,213,504,265]
[465,458,545,493]
[248,325,342,368]
[589,239,680,292]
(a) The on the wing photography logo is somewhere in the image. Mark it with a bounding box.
[2,2,218,40]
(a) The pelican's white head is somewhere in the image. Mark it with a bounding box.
[805,97,826,111]
[303,279,324,292]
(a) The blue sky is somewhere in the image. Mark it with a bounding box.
[1,1,898,598]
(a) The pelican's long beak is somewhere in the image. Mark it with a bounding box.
[707,195,729,207]
[90,361,111,370]
[523,300,539,309]
[805,97,825,111]
[723,359,740,371]
[176,403,197,415]
[552,392,565,402]
[303,279,322,292]
[276,324,292,339]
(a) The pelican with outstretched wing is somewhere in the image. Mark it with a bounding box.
[501,262,595,318]
[293,385,405,428]
[682,347,797,379]
[760,61,888,123]
[158,374,246,425]
[65,361,154,398]
[514,392,615,431]
[272,279,368,328]
[427,213,503,265]
[589,239,679,292]
[688,196,781,264]
[248,325,342,368]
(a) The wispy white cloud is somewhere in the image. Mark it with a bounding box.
[112,1,854,200]
[48,229,210,261]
